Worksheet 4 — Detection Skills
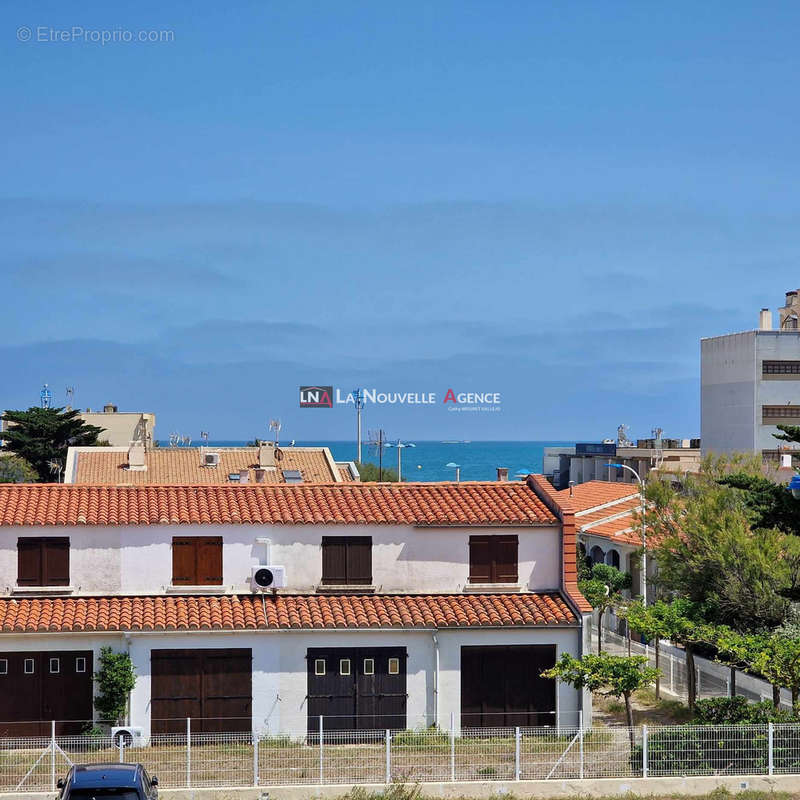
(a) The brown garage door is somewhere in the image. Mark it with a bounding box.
[0,650,93,736]
[151,648,252,734]
[461,645,556,728]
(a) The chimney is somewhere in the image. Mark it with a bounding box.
[496,467,509,482]
[759,308,773,331]
[239,469,250,484]
[104,403,118,413]
[568,480,575,498]
[127,441,146,471]
[254,468,266,483]
[258,441,276,469]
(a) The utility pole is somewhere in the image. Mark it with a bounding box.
[354,388,364,463]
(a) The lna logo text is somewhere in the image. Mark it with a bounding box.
[299,386,333,408]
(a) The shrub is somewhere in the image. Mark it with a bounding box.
[93,647,136,725]
[694,697,797,725]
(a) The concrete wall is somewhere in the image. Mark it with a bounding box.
[1,523,561,595]
[701,332,757,455]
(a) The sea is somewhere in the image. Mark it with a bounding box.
[180,441,575,482]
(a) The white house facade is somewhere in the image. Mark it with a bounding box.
[0,481,592,738]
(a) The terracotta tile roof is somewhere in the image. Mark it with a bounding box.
[71,447,344,485]
[576,496,641,527]
[337,464,356,482]
[0,593,576,632]
[554,481,640,513]
[0,482,556,527]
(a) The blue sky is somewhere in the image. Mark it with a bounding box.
[2,1,799,441]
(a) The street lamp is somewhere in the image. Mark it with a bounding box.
[384,440,416,481]
[446,462,461,482]
[607,462,648,605]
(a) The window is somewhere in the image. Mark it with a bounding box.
[363,658,375,675]
[339,659,351,676]
[763,360,800,375]
[17,538,70,586]
[49,658,60,674]
[75,657,87,673]
[172,537,223,585]
[607,549,621,569]
[0,659,7,675]
[24,658,34,675]
[468,535,519,583]
[321,537,372,585]
[763,406,800,422]
[388,658,400,675]
[314,659,326,676]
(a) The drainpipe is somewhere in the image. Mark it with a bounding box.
[432,633,439,728]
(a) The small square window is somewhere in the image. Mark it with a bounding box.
[363,658,375,675]
[339,659,351,676]
[24,658,35,675]
[49,658,60,674]
[314,659,326,676]
[0,659,7,675]
[388,658,400,675]
[75,657,87,673]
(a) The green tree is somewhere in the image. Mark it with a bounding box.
[0,454,38,483]
[354,461,400,482]
[622,599,672,699]
[0,407,105,482]
[542,652,659,745]
[717,473,799,536]
[579,563,631,654]
[649,471,800,631]
[94,647,136,725]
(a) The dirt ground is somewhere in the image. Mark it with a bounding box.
[591,687,694,727]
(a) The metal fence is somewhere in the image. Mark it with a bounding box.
[6,720,800,792]
[595,621,794,708]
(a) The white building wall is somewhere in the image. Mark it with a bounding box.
[1,523,562,596]
[753,332,800,452]
[701,332,757,455]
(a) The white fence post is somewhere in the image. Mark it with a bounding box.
[769,722,774,776]
[319,716,324,785]
[119,739,125,763]
[514,727,521,781]
[253,731,259,786]
[642,725,648,779]
[579,711,584,780]
[186,717,191,789]
[50,720,56,792]
[670,653,675,695]
[450,712,455,782]
[385,729,391,784]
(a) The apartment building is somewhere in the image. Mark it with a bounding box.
[702,290,800,461]
[0,480,591,738]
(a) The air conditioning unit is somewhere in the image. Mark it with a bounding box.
[204,452,220,467]
[250,565,286,591]
[111,726,145,747]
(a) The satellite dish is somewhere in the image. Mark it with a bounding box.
[274,447,284,462]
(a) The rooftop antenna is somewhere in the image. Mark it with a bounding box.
[354,388,365,463]
[47,460,63,483]
[65,386,75,411]
[269,418,282,446]
[40,384,52,409]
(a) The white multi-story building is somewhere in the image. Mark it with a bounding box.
[0,479,592,738]
[702,290,800,461]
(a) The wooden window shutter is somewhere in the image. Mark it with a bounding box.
[494,535,519,583]
[18,539,42,586]
[172,538,197,585]
[468,536,491,583]
[321,537,348,585]
[42,538,70,586]
[197,537,223,585]
[346,537,372,585]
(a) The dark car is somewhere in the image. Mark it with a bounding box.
[57,763,158,800]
